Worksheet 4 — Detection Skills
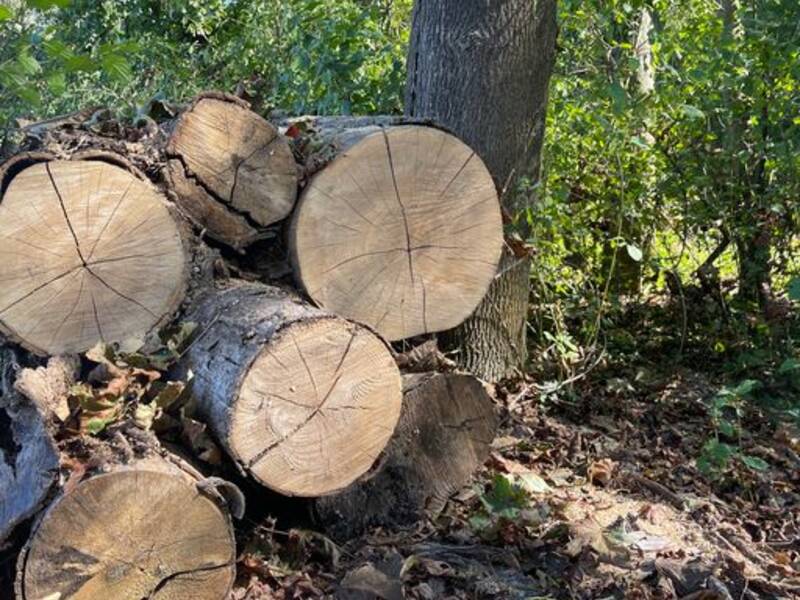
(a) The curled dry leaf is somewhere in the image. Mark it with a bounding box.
[588,458,617,486]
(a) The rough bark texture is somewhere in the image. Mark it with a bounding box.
[288,121,503,342]
[0,346,59,549]
[314,372,497,540]
[16,454,237,600]
[405,0,558,380]
[181,281,403,497]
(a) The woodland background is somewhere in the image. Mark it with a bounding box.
[0,0,799,596]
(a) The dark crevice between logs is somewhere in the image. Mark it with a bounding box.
[0,409,20,476]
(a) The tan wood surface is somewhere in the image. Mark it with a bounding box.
[290,125,503,341]
[0,160,186,355]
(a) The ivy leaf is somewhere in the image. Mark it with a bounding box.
[626,244,643,262]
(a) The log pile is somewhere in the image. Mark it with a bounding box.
[0,93,504,599]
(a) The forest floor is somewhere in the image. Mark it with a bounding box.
[230,367,800,600]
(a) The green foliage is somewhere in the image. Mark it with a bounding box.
[0,0,412,137]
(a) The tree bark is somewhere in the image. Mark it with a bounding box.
[287,118,503,342]
[405,0,558,380]
[180,281,403,497]
[314,372,497,540]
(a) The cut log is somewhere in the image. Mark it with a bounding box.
[0,156,187,355]
[166,93,298,250]
[0,348,59,548]
[314,372,497,540]
[288,122,503,341]
[16,456,236,600]
[182,281,403,497]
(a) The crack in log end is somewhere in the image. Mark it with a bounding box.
[438,151,475,201]
[145,561,233,600]
[46,162,87,266]
[247,328,356,469]
[167,152,266,232]
[85,268,158,319]
[0,409,21,474]
[381,129,415,284]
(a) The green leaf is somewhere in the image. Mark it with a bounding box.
[681,104,705,120]
[0,6,14,20]
[608,80,627,113]
[17,50,41,75]
[85,417,110,435]
[46,71,66,95]
[64,54,95,72]
[15,85,41,107]
[43,39,73,60]
[788,277,800,301]
[25,0,71,9]
[778,358,800,374]
[733,379,760,397]
[101,53,131,81]
[626,244,643,262]
[741,455,769,471]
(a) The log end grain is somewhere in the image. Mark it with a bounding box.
[0,159,187,355]
[18,468,236,600]
[167,96,298,248]
[289,125,503,341]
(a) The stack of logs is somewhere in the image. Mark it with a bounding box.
[0,92,503,599]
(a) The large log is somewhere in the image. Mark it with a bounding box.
[288,119,504,342]
[314,372,497,540]
[0,153,187,355]
[16,455,237,600]
[0,347,59,549]
[181,281,403,497]
[165,93,298,250]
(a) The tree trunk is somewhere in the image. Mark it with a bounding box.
[0,152,188,356]
[165,92,298,251]
[314,372,497,540]
[180,281,403,497]
[16,455,237,600]
[288,118,503,342]
[405,0,558,380]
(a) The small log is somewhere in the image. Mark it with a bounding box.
[0,348,59,548]
[0,153,187,355]
[166,93,298,250]
[314,372,497,540]
[181,281,403,497]
[16,455,237,600]
[288,119,503,342]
